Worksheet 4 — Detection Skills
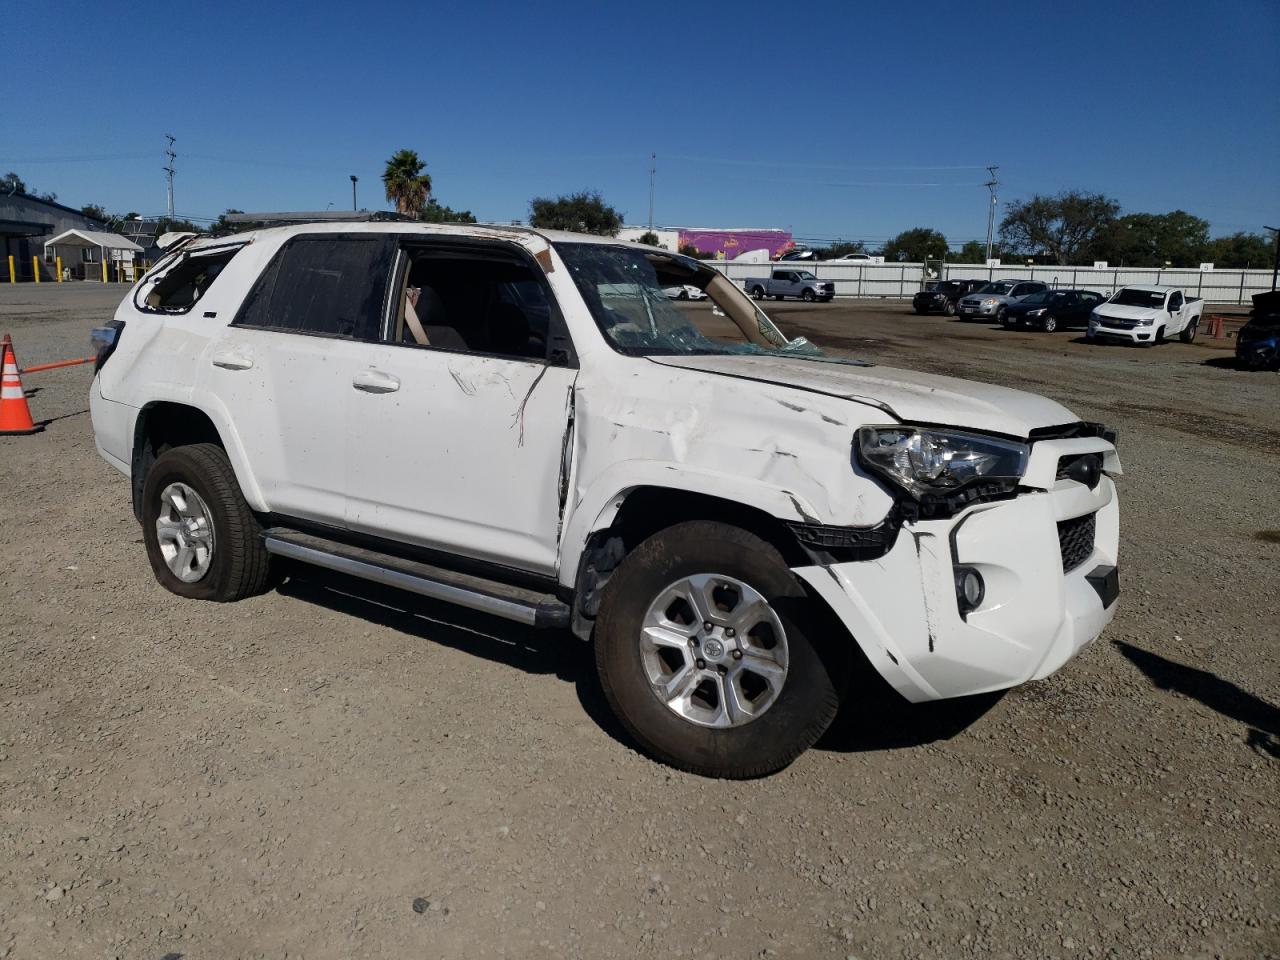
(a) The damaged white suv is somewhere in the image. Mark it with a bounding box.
[90,218,1122,778]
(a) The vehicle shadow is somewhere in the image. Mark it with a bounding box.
[1113,640,1280,758]
[816,662,1004,753]
[274,569,635,748]
[1201,355,1248,370]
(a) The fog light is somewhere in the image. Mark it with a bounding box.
[955,567,985,615]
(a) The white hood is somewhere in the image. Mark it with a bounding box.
[1093,303,1160,321]
[648,354,1079,438]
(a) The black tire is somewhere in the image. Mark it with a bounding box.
[913,307,925,315]
[1151,326,1166,346]
[996,306,1007,324]
[751,286,765,300]
[801,288,816,303]
[141,443,273,602]
[1180,320,1197,343]
[1042,315,1058,333]
[594,521,847,778]
[943,300,956,316]
[678,289,690,300]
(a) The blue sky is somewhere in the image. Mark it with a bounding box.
[4,0,1277,246]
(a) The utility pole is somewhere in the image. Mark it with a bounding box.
[163,135,177,222]
[648,153,656,232]
[984,165,999,262]
[350,175,359,212]
[1265,225,1279,291]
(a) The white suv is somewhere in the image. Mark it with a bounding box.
[89,219,1122,778]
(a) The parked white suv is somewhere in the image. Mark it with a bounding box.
[89,219,1122,778]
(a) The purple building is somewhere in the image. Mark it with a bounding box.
[677,228,793,260]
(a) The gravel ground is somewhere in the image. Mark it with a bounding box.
[1,284,1276,960]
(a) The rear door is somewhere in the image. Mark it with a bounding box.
[205,233,395,525]
[343,237,577,575]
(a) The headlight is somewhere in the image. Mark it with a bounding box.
[856,427,1029,500]
[1140,317,1154,325]
[982,298,997,306]
[1026,308,1045,316]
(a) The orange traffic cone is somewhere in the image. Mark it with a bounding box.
[1,334,41,435]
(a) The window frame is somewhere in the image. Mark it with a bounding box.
[378,235,578,368]
[229,233,394,341]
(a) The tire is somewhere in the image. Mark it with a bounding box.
[678,289,690,300]
[1042,315,1058,333]
[801,288,816,303]
[1155,326,1166,345]
[141,442,273,602]
[943,300,956,316]
[913,307,925,315]
[1180,320,1197,343]
[751,286,765,300]
[594,521,847,778]
[996,306,1007,324]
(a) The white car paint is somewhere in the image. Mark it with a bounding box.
[1088,285,1204,344]
[663,285,706,300]
[91,221,1121,704]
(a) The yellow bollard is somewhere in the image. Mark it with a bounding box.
[56,256,63,282]
[101,260,108,283]
[6,255,13,283]
[33,257,40,283]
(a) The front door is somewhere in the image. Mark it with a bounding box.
[344,238,577,575]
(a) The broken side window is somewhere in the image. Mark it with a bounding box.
[136,245,244,313]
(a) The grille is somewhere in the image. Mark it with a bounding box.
[1057,513,1096,573]
[1101,317,1139,329]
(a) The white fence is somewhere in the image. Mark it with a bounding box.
[707,260,1275,305]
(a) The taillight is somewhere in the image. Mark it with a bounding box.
[91,320,125,373]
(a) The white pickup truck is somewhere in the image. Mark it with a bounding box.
[1087,285,1203,345]
[89,219,1121,778]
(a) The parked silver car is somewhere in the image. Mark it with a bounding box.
[956,279,1047,322]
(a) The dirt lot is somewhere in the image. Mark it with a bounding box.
[1,284,1276,960]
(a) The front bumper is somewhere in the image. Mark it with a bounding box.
[1088,320,1154,343]
[957,301,999,318]
[794,442,1120,702]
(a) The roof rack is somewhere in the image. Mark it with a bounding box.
[223,210,414,225]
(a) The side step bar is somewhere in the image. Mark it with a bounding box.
[262,528,571,629]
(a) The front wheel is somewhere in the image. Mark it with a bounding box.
[751,286,765,300]
[1180,320,1198,343]
[801,288,816,303]
[943,300,956,316]
[996,306,1008,324]
[1042,315,1058,333]
[594,521,846,778]
[141,443,273,602]
[678,289,690,300]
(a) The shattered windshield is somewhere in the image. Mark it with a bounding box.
[555,242,827,359]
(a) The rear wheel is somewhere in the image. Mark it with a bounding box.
[751,286,765,300]
[141,443,273,602]
[594,521,846,778]
[1180,320,1198,343]
[678,289,690,300]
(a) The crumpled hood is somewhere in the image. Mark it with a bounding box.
[648,354,1079,438]
[1092,303,1160,321]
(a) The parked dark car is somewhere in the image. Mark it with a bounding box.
[1001,289,1107,332]
[1236,290,1280,370]
[912,279,986,316]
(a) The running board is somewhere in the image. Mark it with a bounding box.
[262,529,571,629]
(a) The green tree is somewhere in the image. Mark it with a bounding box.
[636,231,660,246]
[999,191,1120,265]
[382,149,432,218]
[882,227,948,263]
[678,243,714,260]
[420,201,477,224]
[210,209,250,234]
[955,239,1023,263]
[529,191,622,236]
[1204,231,1276,269]
[1095,211,1209,267]
[80,203,109,222]
[2,171,27,195]
[823,241,866,259]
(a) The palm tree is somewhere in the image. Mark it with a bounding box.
[382,149,432,218]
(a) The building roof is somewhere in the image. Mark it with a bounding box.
[44,229,143,252]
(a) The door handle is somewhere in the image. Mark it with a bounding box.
[352,369,401,394]
[211,350,253,370]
